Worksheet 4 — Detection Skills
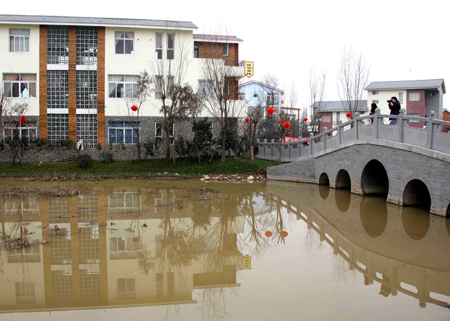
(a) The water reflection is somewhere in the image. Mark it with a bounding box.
[0,180,449,317]
[402,207,431,240]
[360,196,388,238]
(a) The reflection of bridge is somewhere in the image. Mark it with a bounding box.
[263,181,450,309]
[257,112,450,216]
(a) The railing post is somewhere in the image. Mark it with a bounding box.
[271,139,274,158]
[323,127,328,150]
[354,112,360,141]
[337,121,342,145]
[309,132,314,155]
[263,139,267,156]
[427,111,436,149]
[374,108,380,139]
[398,108,405,143]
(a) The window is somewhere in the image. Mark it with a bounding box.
[372,91,379,95]
[155,75,163,99]
[156,273,163,298]
[115,32,134,54]
[155,122,174,144]
[47,26,69,64]
[156,33,163,59]
[253,93,258,98]
[10,29,30,52]
[194,44,199,58]
[76,27,98,65]
[108,75,139,98]
[117,278,136,299]
[167,33,174,60]
[76,114,98,149]
[239,92,245,100]
[322,114,332,122]
[47,114,69,143]
[3,122,37,140]
[108,192,139,215]
[223,80,230,96]
[3,74,36,98]
[267,93,279,105]
[76,71,97,109]
[108,121,139,144]
[409,92,420,101]
[372,100,379,104]
[110,237,142,253]
[167,273,175,297]
[398,92,404,104]
[47,71,68,108]
[222,43,229,56]
[408,113,420,122]
[198,80,213,99]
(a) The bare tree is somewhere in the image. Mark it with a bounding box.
[0,91,11,142]
[200,51,245,161]
[125,70,152,161]
[309,66,327,134]
[151,32,193,160]
[337,47,370,116]
[247,106,264,160]
[3,102,29,167]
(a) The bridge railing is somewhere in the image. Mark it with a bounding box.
[255,109,450,161]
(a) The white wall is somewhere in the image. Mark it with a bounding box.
[367,90,407,115]
[0,24,40,116]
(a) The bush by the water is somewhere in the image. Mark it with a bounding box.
[77,154,94,168]
[99,151,114,163]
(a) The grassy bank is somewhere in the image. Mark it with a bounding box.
[0,157,278,179]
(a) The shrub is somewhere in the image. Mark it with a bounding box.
[96,143,102,150]
[77,154,94,168]
[99,151,114,163]
[142,139,155,158]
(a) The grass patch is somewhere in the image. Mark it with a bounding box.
[0,157,278,178]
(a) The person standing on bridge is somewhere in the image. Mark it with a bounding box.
[388,97,401,125]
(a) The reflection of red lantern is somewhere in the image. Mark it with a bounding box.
[246,118,249,123]
[267,107,275,115]
[288,132,292,135]
[132,237,139,243]
[277,119,281,124]
[265,231,273,238]
[281,231,288,238]
[266,115,270,119]
[283,121,291,128]
[346,112,352,118]
[131,105,138,112]
[303,117,308,122]
[239,127,242,129]
[20,115,26,124]
[23,228,29,235]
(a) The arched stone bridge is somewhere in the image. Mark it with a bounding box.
[256,112,450,216]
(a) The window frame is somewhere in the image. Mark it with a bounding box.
[409,92,420,101]
[198,80,214,99]
[167,33,175,60]
[10,29,30,53]
[108,121,140,144]
[398,92,404,104]
[372,90,379,95]
[108,75,139,99]
[408,113,420,122]
[155,122,174,144]
[117,278,136,299]
[194,44,199,58]
[115,31,134,55]
[3,74,37,98]
[222,43,229,56]
[155,33,163,59]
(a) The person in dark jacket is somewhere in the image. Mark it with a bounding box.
[369,103,377,124]
[388,97,401,125]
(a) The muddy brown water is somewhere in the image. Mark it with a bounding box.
[0,179,449,321]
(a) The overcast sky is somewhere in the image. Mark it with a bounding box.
[3,0,449,111]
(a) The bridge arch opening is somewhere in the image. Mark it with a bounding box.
[361,160,389,197]
[403,179,431,211]
[336,170,351,190]
[446,203,450,218]
[319,173,330,186]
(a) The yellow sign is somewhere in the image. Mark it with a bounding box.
[244,61,254,78]
[242,254,252,270]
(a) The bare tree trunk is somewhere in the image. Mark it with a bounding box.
[277,139,282,165]
[221,131,226,162]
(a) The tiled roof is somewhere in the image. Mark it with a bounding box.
[313,100,368,112]
[0,14,198,29]
[194,34,243,43]
[366,79,445,93]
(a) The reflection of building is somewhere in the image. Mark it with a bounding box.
[0,189,244,312]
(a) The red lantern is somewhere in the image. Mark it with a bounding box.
[246,118,249,123]
[265,231,273,238]
[346,112,352,118]
[303,117,308,122]
[288,132,292,135]
[132,237,139,243]
[281,231,288,238]
[267,107,275,115]
[283,121,291,129]
[277,119,281,124]
[131,105,138,112]
[446,126,449,130]
[20,115,26,124]
[266,115,270,119]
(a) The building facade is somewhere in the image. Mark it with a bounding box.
[366,79,446,128]
[312,100,368,133]
[0,14,246,149]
